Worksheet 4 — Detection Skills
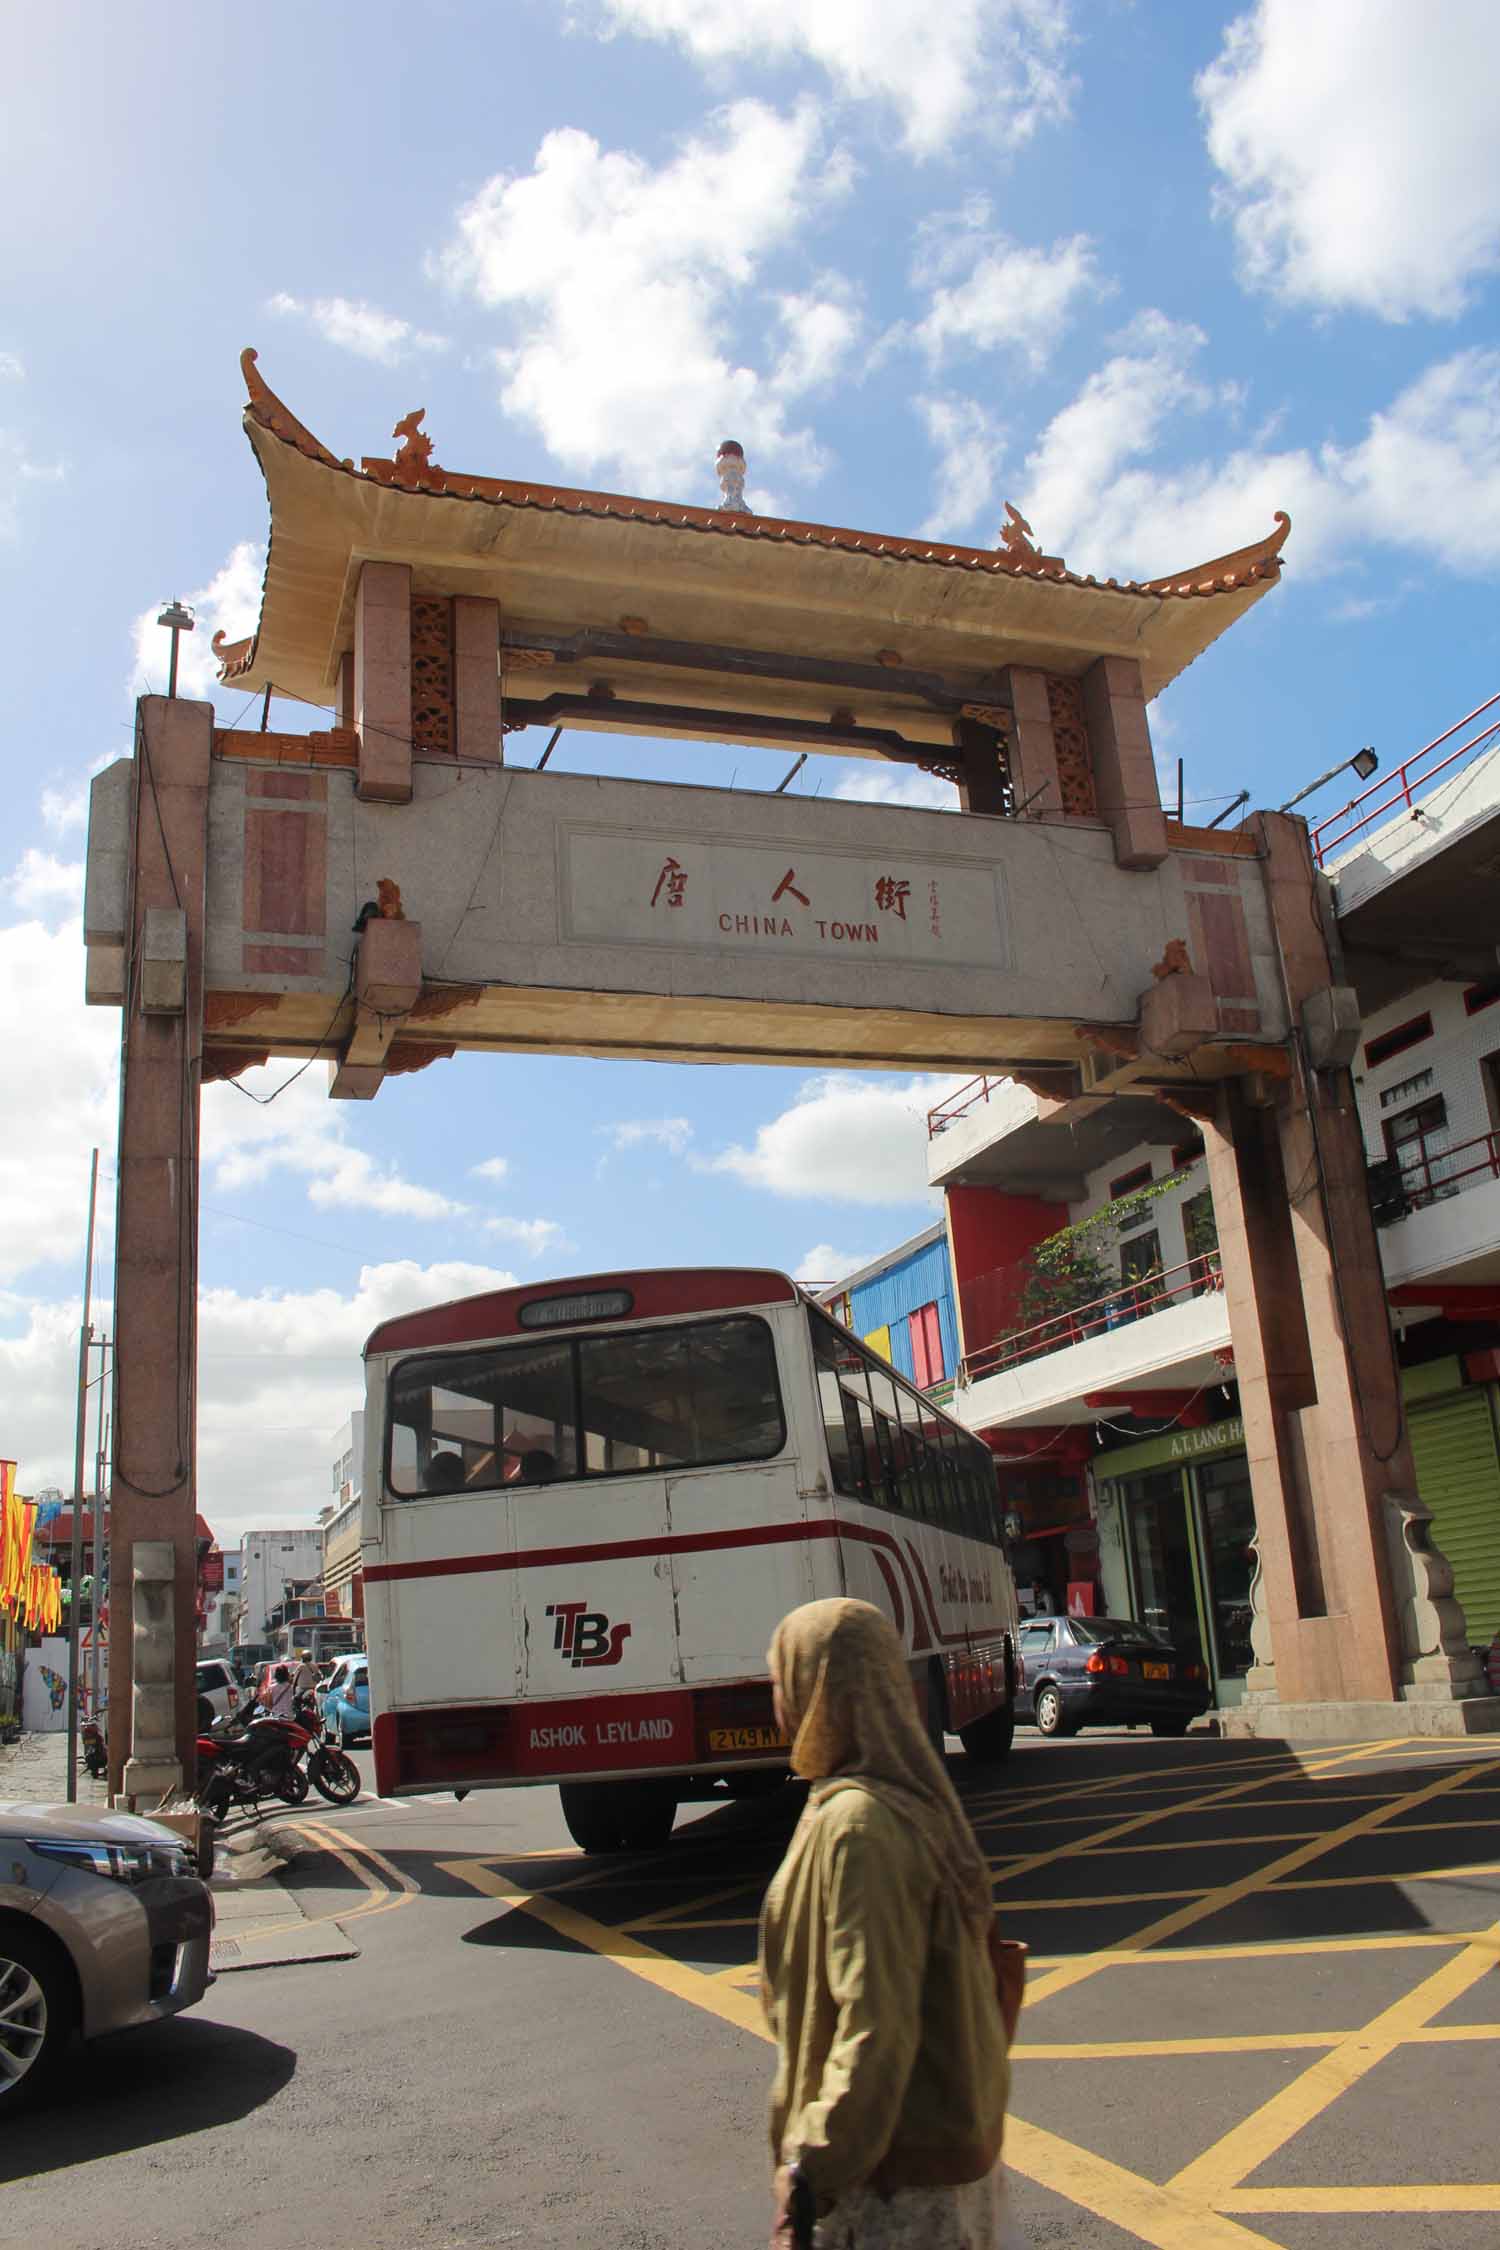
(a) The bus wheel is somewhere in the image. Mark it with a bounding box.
[559,1780,677,1855]
[958,1704,1015,1765]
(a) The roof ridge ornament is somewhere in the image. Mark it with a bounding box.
[996,502,1064,574]
[362,406,450,493]
[716,438,750,515]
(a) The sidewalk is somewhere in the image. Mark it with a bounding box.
[0,1728,357,1974]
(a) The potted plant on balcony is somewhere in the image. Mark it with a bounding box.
[1016,1170,1195,1343]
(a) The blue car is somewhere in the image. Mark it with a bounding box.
[319,1655,371,1749]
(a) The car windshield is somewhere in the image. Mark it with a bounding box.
[1071,1617,1174,1650]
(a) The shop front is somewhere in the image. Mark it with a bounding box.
[1092,1416,1255,1707]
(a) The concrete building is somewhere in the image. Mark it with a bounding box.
[322,1412,365,1626]
[926,712,1500,1718]
[235,1527,325,1651]
[820,1225,960,1407]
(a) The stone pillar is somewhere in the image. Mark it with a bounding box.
[1002,667,1060,816]
[1082,655,1166,870]
[452,596,502,764]
[108,694,211,1800]
[354,561,412,802]
[1211,811,1489,1731]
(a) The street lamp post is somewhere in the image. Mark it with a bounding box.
[1279,745,1379,816]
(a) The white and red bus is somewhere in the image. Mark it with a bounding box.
[361,1268,1020,1851]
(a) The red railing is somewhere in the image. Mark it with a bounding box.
[1391,1127,1500,1212]
[928,1075,1009,1136]
[1311,691,1500,866]
[962,1250,1223,1382]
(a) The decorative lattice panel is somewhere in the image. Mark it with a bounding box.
[1047,674,1095,817]
[411,598,454,755]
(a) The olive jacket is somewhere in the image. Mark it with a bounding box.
[759,1781,1010,2208]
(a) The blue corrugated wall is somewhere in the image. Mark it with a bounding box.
[848,1233,958,1385]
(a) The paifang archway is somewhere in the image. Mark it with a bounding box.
[83,354,1490,1799]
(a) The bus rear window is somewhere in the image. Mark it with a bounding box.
[386,1314,784,1497]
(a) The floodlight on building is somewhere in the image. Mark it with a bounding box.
[1279,744,1378,815]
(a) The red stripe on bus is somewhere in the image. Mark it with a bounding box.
[365,1515,1003,1650]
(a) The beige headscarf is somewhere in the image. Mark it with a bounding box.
[769,1598,993,1935]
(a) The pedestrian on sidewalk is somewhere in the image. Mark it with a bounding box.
[759,1599,1025,2250]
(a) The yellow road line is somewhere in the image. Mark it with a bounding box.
[624,1880,762,1933]
[439,1853,1282,2248]
[1023,1754,1500,2010]
[1016,2020,1500,2061]
[1025,1928,1500,1968]
[1222,2185,1500,2214]
[1169,1912,1500,2200]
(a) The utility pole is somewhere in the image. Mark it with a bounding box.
[66,1148,99,1802]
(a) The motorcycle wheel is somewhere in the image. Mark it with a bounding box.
[275,1764,310,1805]
[310,1748,361,1806]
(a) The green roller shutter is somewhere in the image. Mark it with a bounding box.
[1408,1390,1500,1644]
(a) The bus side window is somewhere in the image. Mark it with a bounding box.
[815,1354,863,1497]
[896,1386,941,1527]
[934,1419,967,1536]
[863,1365,907,1513]
[969,1437,1000,1540]
[841,1379,879,1504]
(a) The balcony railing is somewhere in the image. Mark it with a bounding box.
[961,1250,1223,1382]
[928,1075,1008,1136]
[1390,1127,1500,1213]
[1311,690,1500,866]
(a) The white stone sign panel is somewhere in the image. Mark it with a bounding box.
[561,827,1011,972]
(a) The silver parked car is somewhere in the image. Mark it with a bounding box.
[0,1800,214,2107]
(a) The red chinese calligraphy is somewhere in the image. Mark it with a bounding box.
[875,875,910,920]
[651,856,687,909]
[772,868,810,908]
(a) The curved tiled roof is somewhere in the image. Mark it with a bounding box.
[224,351,1290,697]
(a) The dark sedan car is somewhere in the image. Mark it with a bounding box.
[1016,1614,1211,1737]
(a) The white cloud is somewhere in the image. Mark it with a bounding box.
[1020,320,1500,583]
[0,353,22,381]
[5,849,82,917]
[268,292,449,362]
[129,540,264,703]
[41,781,92,834]
[705,1072,961,1204]
[203,1065,465,1221]
[770,283,862,397]
[0,913,119,1286]
[1199,0,1500,321]
[912,205,1099,370]
[794,1243,873,1287]
[594,0,1073,158]
[438,103,854,492]
[0,431,65,538]
[470,1156,510,1183]
[914,394,1003,541]
[483,1215,566,1258]
[2,1259,518,1531]
[600,1117,695,1155]
[834,766,956,812]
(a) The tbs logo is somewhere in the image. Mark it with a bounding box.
[546,1600,633,1668]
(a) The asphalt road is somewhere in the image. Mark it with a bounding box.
[12,1730,1500,2250]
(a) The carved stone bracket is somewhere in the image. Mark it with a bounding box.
[1383,1487,1488,1699]
[202,1047,271,1086]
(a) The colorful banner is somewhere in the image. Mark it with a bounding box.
[0,1464,45,1624]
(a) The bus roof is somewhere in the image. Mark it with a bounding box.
[363,1267,802,1358]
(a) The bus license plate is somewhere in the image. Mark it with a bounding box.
[1142,1662,1170,1680]
[708,1726,786,1752]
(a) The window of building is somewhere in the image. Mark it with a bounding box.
[1464,979,1500,1016]
[1379,1067,1434,1111]
[1384,1094,1452,1203]
[1364,1012,1433,1069]
[1109,1161,1153,1199]
[909,1301,945,1388]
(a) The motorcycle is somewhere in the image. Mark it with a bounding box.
[195,1707,313,1821]
[294,1692,362,1807]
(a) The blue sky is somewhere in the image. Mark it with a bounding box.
[4,0,1499,1532]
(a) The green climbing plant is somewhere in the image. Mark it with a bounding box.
[1016,1164,1203,1333]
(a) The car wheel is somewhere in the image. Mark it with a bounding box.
[1150,1716,1192,1738]
[958,1703,1016,1765]
[0,1922,77,2109]
[1034,1684,1074,1738]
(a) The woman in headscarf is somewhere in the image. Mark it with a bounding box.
[759,1599,1021,2249]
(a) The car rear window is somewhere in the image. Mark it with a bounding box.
[1071,1618,1173,1650]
